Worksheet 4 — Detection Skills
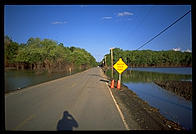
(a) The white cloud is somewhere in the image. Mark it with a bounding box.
[172,48,192,52]
[173,48,181,51]
[117,11,133,17]
[80,5,88,8]
[184,49,192,53]
[52,21,67,24]
[102,16,112,20]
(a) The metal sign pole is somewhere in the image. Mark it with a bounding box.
[117,73,121,89]
[119,73,121,84]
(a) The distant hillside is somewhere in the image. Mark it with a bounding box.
[103,48,192,67]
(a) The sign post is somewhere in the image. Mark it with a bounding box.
[119,73,121,84]
[113,58,128,89]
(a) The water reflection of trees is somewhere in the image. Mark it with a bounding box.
[105,69,191,83]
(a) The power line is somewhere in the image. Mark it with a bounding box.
[136,10,191,50]
[121,6,154,48]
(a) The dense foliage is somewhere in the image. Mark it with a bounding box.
[103,48,192,67]
[4,36,97,73]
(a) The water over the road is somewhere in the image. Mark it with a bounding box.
[106,67,192,130]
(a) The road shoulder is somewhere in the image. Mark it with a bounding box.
[100,68,184,130]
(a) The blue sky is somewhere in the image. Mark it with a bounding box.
[4,5,191,62]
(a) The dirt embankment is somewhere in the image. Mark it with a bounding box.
[109,82,185,130]
[154,80,192,101]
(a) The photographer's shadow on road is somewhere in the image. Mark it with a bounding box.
[57,111,79,131]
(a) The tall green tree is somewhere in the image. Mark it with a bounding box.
[102,48,192,67]
[5,36,98,72]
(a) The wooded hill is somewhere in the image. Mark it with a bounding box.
[103,48,192,67]
[4,36,97,73]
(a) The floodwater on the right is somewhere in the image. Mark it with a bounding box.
[108,67,192,130]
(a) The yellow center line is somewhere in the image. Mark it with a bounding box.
[14,114,36,130]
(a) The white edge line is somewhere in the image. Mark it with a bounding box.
[99,68,129,130]
[105,83,130,130]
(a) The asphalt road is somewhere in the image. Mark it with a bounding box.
[5,67,126,130]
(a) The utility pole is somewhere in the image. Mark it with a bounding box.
[110,48,114,79]
[104,55,107,67]
[110,48,114,88]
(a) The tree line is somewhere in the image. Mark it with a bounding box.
[102,48,192,68]
[4,36,97,73]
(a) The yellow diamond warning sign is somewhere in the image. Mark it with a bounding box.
[113,58,128,74]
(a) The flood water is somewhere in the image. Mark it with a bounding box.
[5,68,84,92]
[129,67,192,75]
[106,67,192,130]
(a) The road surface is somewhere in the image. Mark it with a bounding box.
[5,67,126,130]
